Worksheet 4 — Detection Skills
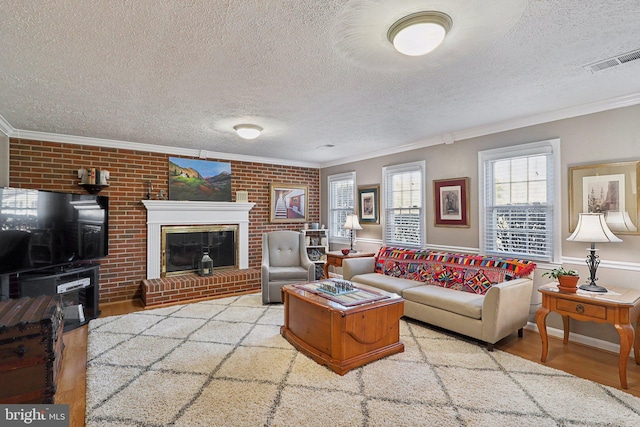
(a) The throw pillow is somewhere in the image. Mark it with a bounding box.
[435,265,466,289]
[464,270,493,295]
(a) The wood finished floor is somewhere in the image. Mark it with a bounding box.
[56,298,640,427]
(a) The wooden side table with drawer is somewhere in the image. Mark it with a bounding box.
[536,283,640,389]
[323,251,376,279]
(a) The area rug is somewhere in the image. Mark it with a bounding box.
[86,293,640,426]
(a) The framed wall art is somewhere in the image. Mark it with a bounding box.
[569,161,640,234]
[434,177,469,227]
[358,185,379,224]
[269,183,309,223]
[169,157,232,201]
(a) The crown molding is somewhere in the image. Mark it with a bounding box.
[0,114,15,136]
[5,92,640,170]
[320,92,640,168]
[11,129,321,169]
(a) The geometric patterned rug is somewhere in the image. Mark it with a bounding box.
[85,293,640,426]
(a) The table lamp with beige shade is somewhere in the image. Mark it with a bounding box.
[566,212,622,293]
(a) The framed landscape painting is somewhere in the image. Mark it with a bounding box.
[358,185,379,224]
[434,177,469,227]
[269,183,308,223]
[169,157,232,201]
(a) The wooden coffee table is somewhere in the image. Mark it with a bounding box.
[280,281,404,375]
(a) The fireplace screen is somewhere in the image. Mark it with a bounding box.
[161,225,238,277]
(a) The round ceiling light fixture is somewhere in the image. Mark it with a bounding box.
[388,11,452,56]
[233,124,263,139]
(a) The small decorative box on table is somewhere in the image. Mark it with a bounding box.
[0,296,64,404]
[281,279,404,375]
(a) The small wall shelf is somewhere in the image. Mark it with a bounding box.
[77,167,110,193]
[79,183,109,194]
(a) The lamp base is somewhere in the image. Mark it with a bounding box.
[579,283,608,293]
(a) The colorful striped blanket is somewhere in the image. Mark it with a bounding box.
[373,247,536,295]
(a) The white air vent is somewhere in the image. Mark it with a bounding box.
[584,48,640,73]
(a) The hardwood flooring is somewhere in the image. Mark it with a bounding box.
[56,299,640,427]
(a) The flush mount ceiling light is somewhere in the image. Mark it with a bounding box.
[387,11,452,56]
[233,124,263,139]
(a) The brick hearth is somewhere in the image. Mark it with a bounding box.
[141,268,261,307]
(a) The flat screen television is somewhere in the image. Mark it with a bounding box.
[0,187,109,275]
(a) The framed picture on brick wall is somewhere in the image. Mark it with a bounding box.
[269,183,309,223]
[169,157,232,201]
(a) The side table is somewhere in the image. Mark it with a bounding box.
[323,251,375,279]
[536,283,640,389]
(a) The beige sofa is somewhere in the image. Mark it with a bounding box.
[342,254,534,350]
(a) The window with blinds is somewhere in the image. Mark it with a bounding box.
[383,161,425,248]
[479,139,560,262]
[328,172,355,240]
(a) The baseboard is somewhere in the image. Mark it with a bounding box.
[524,321,633,359]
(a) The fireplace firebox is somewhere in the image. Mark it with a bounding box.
[161,225,238,277]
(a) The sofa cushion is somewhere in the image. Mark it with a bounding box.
[351,273,423,296]
[402,285,484,320]
[268,266,309,281]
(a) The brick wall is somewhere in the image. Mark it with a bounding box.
[9,138,320,304]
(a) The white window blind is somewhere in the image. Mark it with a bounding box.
[383,161,425,247]
[480,140,560,262]
[328,172,355,240]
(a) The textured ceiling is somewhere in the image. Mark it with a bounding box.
[1,0,640,167]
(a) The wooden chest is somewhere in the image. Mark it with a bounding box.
[0,295,64,404]
[281,283,404,375]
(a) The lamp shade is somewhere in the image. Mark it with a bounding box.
[605,211,638,232]
[343,214,363,230]
[567,213,622,243]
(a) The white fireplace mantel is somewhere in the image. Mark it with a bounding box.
[142,200,255,279]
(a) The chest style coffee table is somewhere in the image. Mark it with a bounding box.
[536,283,640,389]
[280,281,404,375]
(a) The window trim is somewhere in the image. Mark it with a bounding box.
[382,160,426,248]
[327,171,356,243]
[478,139,561,263]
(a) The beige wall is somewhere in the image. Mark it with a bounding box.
[321,103,640,348]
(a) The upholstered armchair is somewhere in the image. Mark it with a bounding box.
[261,231,315,304]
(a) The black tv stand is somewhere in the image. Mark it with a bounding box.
[19,263,100,331]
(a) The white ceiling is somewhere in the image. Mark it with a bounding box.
[2,0,640,168]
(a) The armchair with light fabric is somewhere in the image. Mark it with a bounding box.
[261,231,315,304]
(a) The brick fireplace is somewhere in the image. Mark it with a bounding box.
[140,200,259,307]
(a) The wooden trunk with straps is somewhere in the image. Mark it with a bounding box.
[0,295,64,403]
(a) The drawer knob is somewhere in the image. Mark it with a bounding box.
[15,344,26,357]
[575,304,584,314]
